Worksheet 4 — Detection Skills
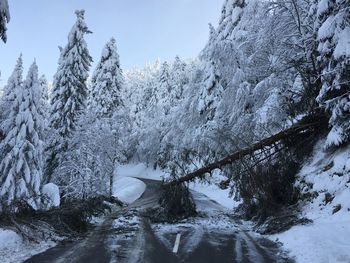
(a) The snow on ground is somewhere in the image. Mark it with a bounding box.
[269,140,350,263]
[116,163,237,210]
[270,220,350,263]
[190,183,235,210]
[0,228,55,263]
[189,170,240,210]
[112,176,146,204]
[113,215,141,228]
[116,163,166,181]
[0,184,61,262]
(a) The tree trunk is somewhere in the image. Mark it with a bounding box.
[172,121,323,185]
[109,173,113,198]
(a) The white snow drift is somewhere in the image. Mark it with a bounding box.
[269,141,350,263]
[112,177,146,204]
[0,229,55,263]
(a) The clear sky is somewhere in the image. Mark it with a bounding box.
[0,0,222,84]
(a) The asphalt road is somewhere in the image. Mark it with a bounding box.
[25,179,292,263]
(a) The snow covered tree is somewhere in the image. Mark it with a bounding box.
[170,56,188,101]
[196,0,247,122]
[159,62,171,94]
[85,38,127,198]
[0,62,44,208]
[215,0,245,42]
[89,37,123,118]
[149,61,171,108]
[0,0,9,43]
[46,10,92,183]
[0,55,23,145]
[316,0,350,148]
[56,114,105,199]
[197,61,224,120]
[39,75,49,103]
[38,75,49,123]
[37,75,50,153]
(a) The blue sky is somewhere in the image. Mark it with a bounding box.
[0,0,222,84]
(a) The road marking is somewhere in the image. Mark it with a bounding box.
[172,233,181,253]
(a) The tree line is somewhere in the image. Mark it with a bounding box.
[0,0,349,219]
[0,10,126,210]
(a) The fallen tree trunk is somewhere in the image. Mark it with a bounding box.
[173,121,323,185]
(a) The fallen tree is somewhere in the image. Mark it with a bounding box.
[172,118,326,185]
[0,196,124,243]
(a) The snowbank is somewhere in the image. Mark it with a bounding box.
[0,228,55,263]
[269,140,350,263]
[112,177,146,204]
[116,163,166,181]
[270,220,350,263]
[0,229,22,251]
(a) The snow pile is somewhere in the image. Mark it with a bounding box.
[0,228,55,263]
[269,140,350,263]
[271,221,350,263]
[112,177,146,204]
[42,183,60,209]
[0,229,22,251]
[116,163,167,181]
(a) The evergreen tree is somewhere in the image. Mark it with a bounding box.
[216,0,245,41]
[85,38,126,198]
[0,55,23,144]
[39,75,49,123]
[197,61,224,120]
[46,10,92,182]
[89,38,123,118]
[0,62,44,207]
[171,56,188,101]
[154,62,171,115]
[39,75,49,103]
[316,0,350,148]
[0,0,9,43]
[158,61,171,99]
[38,75,49,149]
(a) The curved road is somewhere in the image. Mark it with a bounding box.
[25,179,292,263]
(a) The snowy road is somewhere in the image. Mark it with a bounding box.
[25,179,291,263]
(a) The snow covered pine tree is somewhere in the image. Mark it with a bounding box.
[45,10,92,184]
[89,37,124,118]
[0,62,44,209]
[0,0,10,42]
[316,0,350,148]
[89,37,127,197]
[0,55,23,147]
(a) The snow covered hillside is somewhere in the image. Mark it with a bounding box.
[270,141,350,263]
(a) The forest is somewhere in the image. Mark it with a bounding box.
[0,0,349,262]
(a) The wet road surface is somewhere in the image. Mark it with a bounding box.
[25,179,292,263]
